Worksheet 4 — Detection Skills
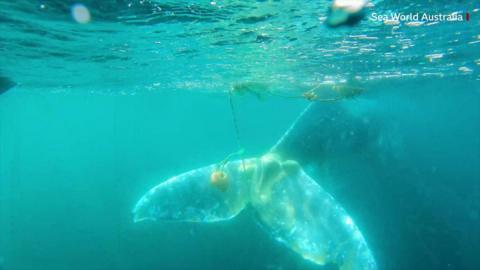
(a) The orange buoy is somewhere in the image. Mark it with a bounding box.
[210,170,229,192]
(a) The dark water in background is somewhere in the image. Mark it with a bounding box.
[275,77,480,270]
[1,1,480,270]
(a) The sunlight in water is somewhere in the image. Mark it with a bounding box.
[71,3,91,24]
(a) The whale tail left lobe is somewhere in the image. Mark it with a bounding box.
[133,161,252,223]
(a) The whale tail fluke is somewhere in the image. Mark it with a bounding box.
[133,155,377,270]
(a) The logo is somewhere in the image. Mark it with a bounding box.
[370,11,470,25]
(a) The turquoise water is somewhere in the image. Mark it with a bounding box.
[0,1,479,270]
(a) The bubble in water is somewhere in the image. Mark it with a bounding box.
[71,3,91,24]
[406,21,425,27]
[425,53,444,62]
[458,66,473,73]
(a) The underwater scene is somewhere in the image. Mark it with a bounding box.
[0,1,479,270]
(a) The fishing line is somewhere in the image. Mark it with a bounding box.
[270,102,314,152]
[227,89,246,170]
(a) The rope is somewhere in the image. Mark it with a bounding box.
[228,89,246,170]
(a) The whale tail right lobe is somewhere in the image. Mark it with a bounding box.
[251,156,377,270]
